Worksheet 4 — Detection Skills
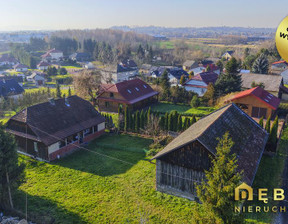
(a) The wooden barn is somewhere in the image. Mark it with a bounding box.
[6,96,105,161]
[97,79,159,112]
[151,103,268,200]
[227,86,281,119]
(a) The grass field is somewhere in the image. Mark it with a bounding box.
[24,86,75,96]
[14,134,200,224]
[151,102,215,116]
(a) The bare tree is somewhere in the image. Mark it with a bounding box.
[141,115,161,137]
[73,70,103,102]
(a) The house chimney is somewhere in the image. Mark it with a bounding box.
[49,98,55,105]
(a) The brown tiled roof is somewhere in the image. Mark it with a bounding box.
[7,96,105,146]
[97,79,159,104]
[152,103,268,185]
[240,73,283,92]
[187,71,218,85]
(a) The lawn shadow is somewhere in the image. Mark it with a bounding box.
[13,190,85,224]
[54,134,150,177]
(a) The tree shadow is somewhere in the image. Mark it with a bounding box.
[13,190,85,224]
[53,135,148,177]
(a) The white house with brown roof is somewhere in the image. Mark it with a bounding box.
[13,63,28,72]
[41,49,63,62]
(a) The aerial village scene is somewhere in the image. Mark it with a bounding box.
[0,1,288,224]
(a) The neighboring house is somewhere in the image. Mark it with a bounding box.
[139,64,153,74]
[0,55,18,67]
[84,62,96,69]
[203,64,220,75]
[97,78,159,112]
[111,64,138,83]
[151,103,268,200]
[168,68,189,85]
[240,73,288,100]
[0,79,24,100]
[184,72,218,96]
[281,69,288,85]
[120,59,138,69]
[41,48,63,62]
[27,72,46,86]
[6,96,105,161]
[182,60,198,71]
[69,52,91,62]
[150,67,189,84]
[13,63,28,72]
[188,66,205,76]
[37,61,50,70]
[271,61,288,70]
[221,51,234,60]
[227,86,280,119]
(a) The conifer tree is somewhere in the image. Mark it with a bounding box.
[159,116,165,130]
[168,113,173,131]
[147,107,151,125]
[56,81,62,98]
[124,107,128,132]
[265,115,271,134]
[164,112,169,131]
[259,117,264,128]
[191,115,196,125]
[177,115,182,132]
[193,133,243,224]
[252,53,269,74]
[269,116,279,149]
[135,111,140,132]
[184,117,189,130]
[140,110,144,129]
[0,124,25,208]
[68,86,72,97]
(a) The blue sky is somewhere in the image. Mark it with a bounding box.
[0,0,287,30]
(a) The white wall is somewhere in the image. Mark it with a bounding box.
[98,122,105,131]
[48,142,60,154]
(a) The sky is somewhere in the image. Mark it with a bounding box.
[0,0,287,31]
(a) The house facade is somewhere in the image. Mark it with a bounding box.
[69,52,91,62]
[41,49,63,62]
[27,72,46,86]
[6,96,105,161]
[182,60,198,71]
[221,51,234,60]
[97,79,159,112]
[151,104,268,200]
[184,71,218,96]
[240,73,288,100]
[0,79,24,100]
[37,61,50,70]
[227,86,281,119]
[14,63,28,72]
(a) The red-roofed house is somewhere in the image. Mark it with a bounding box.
[37,61,50,70]
[41,49,63,62]
[227,86,280,119]
[271,61,288,70]
[183,71,218,96]
[97,79,159,112]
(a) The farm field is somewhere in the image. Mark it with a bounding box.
[150,102,215,116]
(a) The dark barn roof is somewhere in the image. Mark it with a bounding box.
[0,79,24,97]
[6,96,105,146]
[152,103,268,185]
[188,71,218,85]
[97,79,159,104]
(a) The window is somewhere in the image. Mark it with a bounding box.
[110,92,114,98]
[34,142,38,152]
[252,107,267,119]
[84,128,92,136]
[135,87,139,91]
[105,101,110,107]
[127,89,132,94]
[143,85,147,88]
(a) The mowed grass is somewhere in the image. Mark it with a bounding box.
[15,134,198,224]
[151,102,215,116]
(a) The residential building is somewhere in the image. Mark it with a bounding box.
[97,79,158,112]
[0,79,24,100]
[84,62,96,69]
[37,61,50,70]
[182,60,198,71]
[188,66,206,76]
[221,51,234,60]
[13,63,28,72]
[184,71,218,96]
[27,72,46,86]
[151,103,268,200]
[69,52,91,62]
[41,48,63,62]
[0,55,18,67]
[227,86,280,119]
[6,96,105,161]
[240,73,288,100]
[271,61,288,70]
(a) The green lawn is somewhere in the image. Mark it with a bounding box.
[244,124,288,223]
[15,134,199,223]
[151,102,215,116]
